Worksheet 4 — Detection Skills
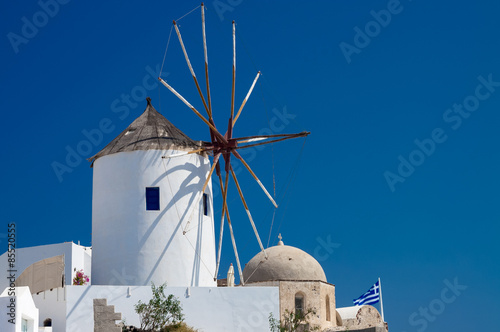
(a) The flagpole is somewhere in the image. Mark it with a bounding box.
[378,277,385,322]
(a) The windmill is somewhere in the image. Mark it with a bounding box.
[158,3,309,285]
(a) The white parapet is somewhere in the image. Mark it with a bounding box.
[28,285,280,332]
[62,285,279,332]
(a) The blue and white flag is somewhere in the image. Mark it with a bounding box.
[353,280,380,306]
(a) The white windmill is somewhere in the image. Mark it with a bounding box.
[89,96,217,287]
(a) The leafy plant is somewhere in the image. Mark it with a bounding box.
[269,308,320,332]
[135,283,184,331]
[161,322,198,332]
[72,269,89,285]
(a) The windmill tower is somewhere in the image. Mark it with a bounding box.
[89,97,216,287]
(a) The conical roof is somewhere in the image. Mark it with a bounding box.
[89,97,200,165]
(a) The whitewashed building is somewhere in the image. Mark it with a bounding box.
[0,287,39,332]
[0,99,387,332]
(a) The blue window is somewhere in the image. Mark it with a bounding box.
[203,193,208,216]
[146,187,160,210]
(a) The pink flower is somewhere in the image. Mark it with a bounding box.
[73,269,89,285]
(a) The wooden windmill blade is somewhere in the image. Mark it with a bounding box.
[172,20,211,118]
[231,20,236,120]
[158,77,228,145]
[214,170,229,280]
[159,6,310,284]
[236,132,310,143]
[233,71,261,126]
[161,147,212,159]
[230,148,278,208]
[201,3,213,119]
[229,165,268,258]
[235,132,311,148]
[201,2,219,149]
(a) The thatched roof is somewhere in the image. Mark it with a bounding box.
[88,97,199,165]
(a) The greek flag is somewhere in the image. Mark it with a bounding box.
[353,280,380,306]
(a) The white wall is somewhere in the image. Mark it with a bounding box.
[0,287,39,332]
[0,242,91,293]
[91,150,216,287]
[32,288,66,332]
[0,295,17,332]
[70,244,91,284]
[63,285,279,332]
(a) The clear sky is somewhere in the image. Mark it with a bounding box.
[1,1,499,331]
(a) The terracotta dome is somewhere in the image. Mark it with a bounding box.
[242,239,327,283]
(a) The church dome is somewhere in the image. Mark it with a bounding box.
[242,238,327,283]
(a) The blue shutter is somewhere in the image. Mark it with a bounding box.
[203,193,208,216]
[146,187,160,210]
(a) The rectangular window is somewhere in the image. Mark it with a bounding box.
[21,319,28,332]
[295,294,304,315]
[203,193,208,216]
[146,187,160,210]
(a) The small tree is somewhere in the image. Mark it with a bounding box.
[269,308,320,332]
[135,283,184,331]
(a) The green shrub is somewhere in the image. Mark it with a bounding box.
[161,322,198,332]
[135,283,184,331]
[269,308,320,332]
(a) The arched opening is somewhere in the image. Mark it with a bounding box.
[43,318,52,326]
[295,292,305,316]
[336,310,343,327]
[326,295,331,321]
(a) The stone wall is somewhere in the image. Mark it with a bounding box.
[326,327,387,332]
[278,280,336,330]
[93,298,121,332]
[328,305,387,332]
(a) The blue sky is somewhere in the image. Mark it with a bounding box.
[1,1,499,331]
